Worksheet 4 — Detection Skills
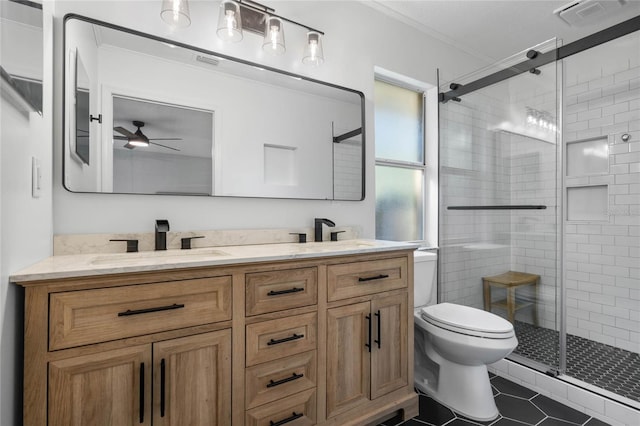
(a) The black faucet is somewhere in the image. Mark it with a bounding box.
[155,219,170,250]
[314,218,335,242]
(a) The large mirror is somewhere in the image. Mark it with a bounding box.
[63,15,365,200]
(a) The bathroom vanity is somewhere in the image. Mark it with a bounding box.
[12,240,418,426]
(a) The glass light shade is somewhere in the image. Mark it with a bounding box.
[160,0,191,28]
[262,17,285,55]
[302,31,323,66]
[217,0,243,42]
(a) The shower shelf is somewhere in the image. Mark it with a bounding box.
[447,205,547,210]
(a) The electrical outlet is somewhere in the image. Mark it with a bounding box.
[32,157,41,198]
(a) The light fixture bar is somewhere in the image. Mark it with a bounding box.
[237,0,324,35]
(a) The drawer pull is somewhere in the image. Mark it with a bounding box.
[117,303,185,317]
[374,310,381,349]
[267,333,304,346]
[266,372,304,388]
[160,358,166,417]
[358,274,389,282]
[139,362,145,424]
[269,412,303,426]
[267,287,304,296]
[365,314,372,352]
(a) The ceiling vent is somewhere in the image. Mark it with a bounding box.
[195,55,220,67]
[554,0,627,26]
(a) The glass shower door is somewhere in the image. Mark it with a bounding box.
[438,40,562,374]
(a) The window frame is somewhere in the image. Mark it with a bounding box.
[374,74,429,243]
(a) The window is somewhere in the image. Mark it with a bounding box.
[374,78,426,241]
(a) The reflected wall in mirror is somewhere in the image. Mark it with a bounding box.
[0,0,43,114]
[75,52,90,164]
[63,15,365,200]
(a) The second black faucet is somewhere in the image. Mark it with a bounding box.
[314,218,335,242]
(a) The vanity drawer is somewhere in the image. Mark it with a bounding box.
[246,312,317,367]
[246,350,316,409]
[49,276,232,350]
[246,267,317,316]
[246,388,316,426]
[327,257,408,302]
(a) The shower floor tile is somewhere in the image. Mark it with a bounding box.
[513,321,640,402]
[377,375,610,426]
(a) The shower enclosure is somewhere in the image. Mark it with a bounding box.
[438,21,639,407]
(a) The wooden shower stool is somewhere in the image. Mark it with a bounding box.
[482,271,539,325]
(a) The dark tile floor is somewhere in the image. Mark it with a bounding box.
[514,321,640,402]
[377,374,610,426]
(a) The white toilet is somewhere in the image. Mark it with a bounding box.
[413,251,518,421]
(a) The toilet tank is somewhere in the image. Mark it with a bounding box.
[414,250,437,307]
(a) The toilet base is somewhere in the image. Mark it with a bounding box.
[415,346,499,421]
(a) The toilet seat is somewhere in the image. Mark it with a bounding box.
[420,303,515,339]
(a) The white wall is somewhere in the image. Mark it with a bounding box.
[0,3,53,425]
[51,0,485,235]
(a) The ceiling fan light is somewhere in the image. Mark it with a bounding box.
[160,0,191,28]
[302,31,323,66]
[262,17,285,55]
[128,139,149,147]
[217,0,243,42]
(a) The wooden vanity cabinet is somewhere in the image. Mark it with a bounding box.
[19,250,417,426]
[48,330,231,426]
[326,259,409,420]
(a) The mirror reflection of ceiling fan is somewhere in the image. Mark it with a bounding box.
[113,120,182,151]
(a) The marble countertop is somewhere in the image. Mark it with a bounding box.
[10,239,420,283]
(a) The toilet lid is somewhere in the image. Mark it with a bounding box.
[421,303,514,336]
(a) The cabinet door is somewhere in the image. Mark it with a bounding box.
[371,294,408,399]
[49,345,151,426]
[153,329,232,426]
[326,301,371,418]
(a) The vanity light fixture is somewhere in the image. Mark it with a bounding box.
[263,16,285,55]
[217,0,243,42]
[213,0,325,65]
[302,31,324,66]
[160,0,191,28]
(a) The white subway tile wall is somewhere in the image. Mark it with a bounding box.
[563,36,640,352]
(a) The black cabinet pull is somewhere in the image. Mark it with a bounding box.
[269,412,303,426]
[118,303,185,317]
[266,372,304,388]
[267,287,304,296]
[374,310,381,349]
[267,333,304,346]
[160,358,166,417]
[365,314,372,352]
[358,274,389,282]
[139,362,145,424]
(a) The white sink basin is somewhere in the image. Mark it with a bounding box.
[91,248,229,266]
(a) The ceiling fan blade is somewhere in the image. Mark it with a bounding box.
[148,138,183,141]
[114,126,136,137]
[113,136,128,140]
[149,141,181,151]
[123,142,136,150]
